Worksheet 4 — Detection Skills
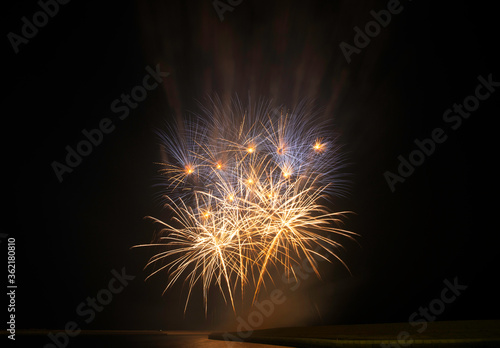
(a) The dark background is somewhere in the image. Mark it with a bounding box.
[4,0,499,332]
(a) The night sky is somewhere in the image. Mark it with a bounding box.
[6,0,499,332]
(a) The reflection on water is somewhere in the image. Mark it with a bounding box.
[16,333,289,348]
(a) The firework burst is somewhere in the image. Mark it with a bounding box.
[134,98,357,314]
